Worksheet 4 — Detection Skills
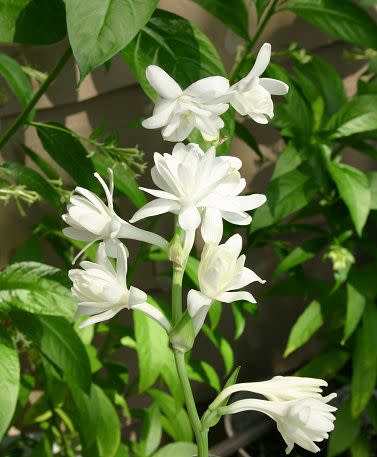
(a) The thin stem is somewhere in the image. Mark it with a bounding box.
[174,350,208,457]
[0,46,72,150]
[229,0,280,84]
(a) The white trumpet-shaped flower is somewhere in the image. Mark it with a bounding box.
[187,234,265,333]
[228,43,289,124]
[69,242,171,331]
[62,168,168,262]
[219,392,337,454]
[129,143,266,243]
[142,65,230,142]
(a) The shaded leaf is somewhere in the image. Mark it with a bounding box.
[187,359,221,392]
[0,53,33,108]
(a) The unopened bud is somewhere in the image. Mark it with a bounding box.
[168,233,184,268]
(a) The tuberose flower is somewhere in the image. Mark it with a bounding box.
[219,394,336,454]
[129,143,266,243]
[228,43,289,124]
[62,168,168,262]
[69,242,171,331]
[142,65,230,142]
[187,234,265,333]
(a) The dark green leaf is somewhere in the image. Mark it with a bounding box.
[0,53,33,108]
[235,121,263,160]
[295,350,349,380]
[284,300,323,357]
[65,0,158,80]
[191,0,249,39]
[0,262,75,318]
[10,236,43,263]
[187,359,221,392]
[0,326,20,441]
[288,0,377,49]
[151,443,197,457]
[36,122,100,193]
[11,312,91,392]
[368,171,377,210]
[343,282,366,343]
[22,145,60,181]
[30,434,53,457]
[351,302,377,417]
[202,325,234,375]
[71,383,120,457]
[0,162,61,209]
[0,0,67,44]
[254,0,270,21]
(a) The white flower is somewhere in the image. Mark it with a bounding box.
[62,168,168,262]
[129,143,266,243]
[69,242,171,331]
[142,65,230,142]
[187,234,265,333]
[219,394,337,454]
[228,43,289,124]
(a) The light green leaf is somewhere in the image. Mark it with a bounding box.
[295,350,349,380]
[140,404,161,457]
[71,383,120,457]
[284,300,323,357]
[343,283,366,343]
[351,302,377,417]
[134,301,169,392]
[202,325,234,375]
[324,156,371,236]
[368,171,377,210]
[328,399,362,457]
[152,443,197,457]
[0,327,20,441]
[0,53,32,108]
[0,262,75,318]
[0,162,61,209]
[187,359,221,392]
[288,0,377,49]
[65,0,158,80]
[0,0,66,44]
[11,312,91,392]
[191,0,249,39]
[327,95,377,139]
[271,143,305,181]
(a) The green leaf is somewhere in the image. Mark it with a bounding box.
[202,325,234,375]
[295,350,349,380]
[0,326,20,441]
[288,0,377,49]
[343,282,366,343]
[0,162,61,209]
[271,143,305,181]
[350,432,371,457]
[30,434,53,457]
[253,0,271,21]
[351,302,377,417]
[0,262,75,318]
[251,167,316,232]
[284,300,323,357]
[368,171,377,210]
[134,300,169,391]
[151,443,197,457]
[36,122,100,193]
[187,359,221,392]
[0,53,33,108]
[208,300,222,330]
[160,350,185,408]
[231,301,256,340]
[65,0,158,81]
[328,399,362,457]
[327,95,377,139]
[191,0,249,39]
[22,145,60,181]
[140,404,161,457]
[0,0,67,44]
[235,121,263,161]
[71,383,120,457]
[11,236,43,263]
[324,155,371,236]
[275,237,327,276]
[11,312,91,392]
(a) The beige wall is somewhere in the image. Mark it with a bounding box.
[0,2,375,391]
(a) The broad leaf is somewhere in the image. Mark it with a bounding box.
[271,143,305,181]
[343,282,366,343]
[152,443,197,457]
[288,0,377,50]
[295,350,349,380]
[0,53,33,108]
[140,404,161,457]
[0,262,75,318]
[284,300,323,357]
[71,383,120,457]
[65,0,158,80]
[0,0,66,44]
[191,0,249,39]
[11,312,91,392]
[187,359,221,392]
[0,327,20,441]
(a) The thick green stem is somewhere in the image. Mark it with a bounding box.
[174,350,208,457]
[229,0,280,84]
[0,46,72,150]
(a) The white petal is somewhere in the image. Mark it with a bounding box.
[223,234,243,258]
[139,186,179,200]
[187,289,213,317]
[146,65,182,99]
[231,267,266,289]
[192,305,211,336]
[95,242,115,273]
[78,308,119,328]
[131,302,171,332]
[75,186,109,214]
[130,198,180,223]
[104,238,129,258]
[221,210,251,225]
[163,116,194,142]
[260,78,289,95]
[217,290,256,304]
[178,205,201,231]
[94,172,113,210]
[129,286,147,305]
[118,220,168,250]
[250,113,269,124]
[201,207,223,244]
[249,43,271,79]
[142,99,176,129]
[184,76,230,100]
[233,194,267,211]
[63,227,96,242]
[116,243,128,285]
[196,115,221,140]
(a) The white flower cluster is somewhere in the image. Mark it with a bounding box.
[62,42,336,455]
[142,43,288,142]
